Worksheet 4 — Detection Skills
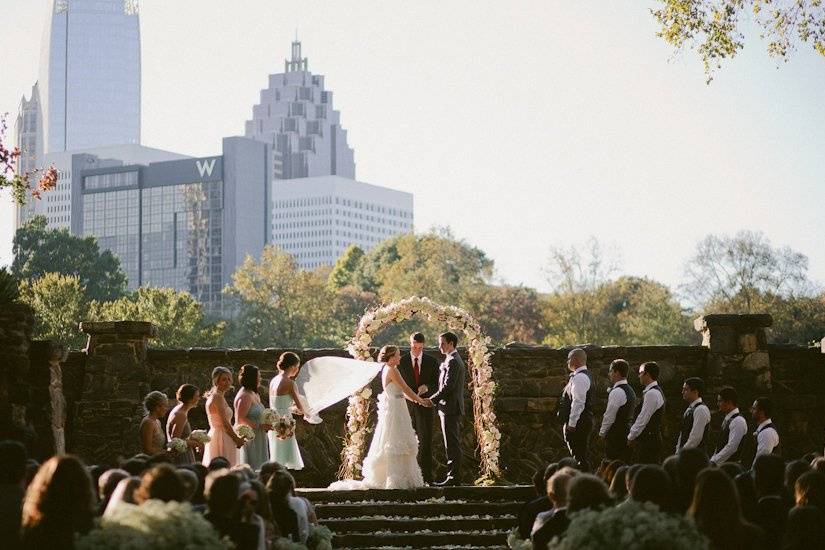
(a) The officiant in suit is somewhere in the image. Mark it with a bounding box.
[399,332,439,484]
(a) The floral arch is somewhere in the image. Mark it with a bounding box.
[340,296,502,485]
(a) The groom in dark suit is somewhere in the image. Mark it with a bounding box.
[399,332,439,483]
[426,331,465,486]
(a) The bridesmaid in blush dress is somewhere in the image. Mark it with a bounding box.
[139,391,169,456]
[202,366,244,468]
[166,384,200,465]
[268,352,306,470]
[235,364,272,470]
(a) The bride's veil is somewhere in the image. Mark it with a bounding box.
[294,356,383,424]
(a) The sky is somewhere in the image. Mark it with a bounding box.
[1,0,824,296]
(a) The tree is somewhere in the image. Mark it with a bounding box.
[328,245,365,291]
[0,114,57,204]
[470,285,547,344]
[89,287,224,348]
[615,277,696,345]
[12,216,128,302]
[18,273,88,348]
[682,230,811,313]
[652,0,825,83]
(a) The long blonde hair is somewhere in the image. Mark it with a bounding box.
[205,366,232,398]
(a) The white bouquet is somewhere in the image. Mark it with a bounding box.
[190,429,211,444]
[76,500,230,549]
[167,437,187,454]
[260,408,278,425]
[237,425,255,441]
[507,527,533,549]
[549,501,709,550]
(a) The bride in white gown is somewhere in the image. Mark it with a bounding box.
[329,345,432,490]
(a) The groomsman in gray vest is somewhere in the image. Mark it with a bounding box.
[676,377,711,453]
[710,386,748,465]
[560,348,594,471]
[599,359,636,462]
[628,362,665,464]
[751,396,780,468]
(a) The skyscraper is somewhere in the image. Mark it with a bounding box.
[245,40,356,180]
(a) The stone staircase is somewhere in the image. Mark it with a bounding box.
[297,485,534,549]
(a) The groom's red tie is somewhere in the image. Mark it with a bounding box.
[413,357,420,386]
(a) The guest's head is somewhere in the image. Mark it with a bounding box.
[208,457,231,472]
[98,468,128,502]
[785,461,812,497]
[753,453,785,497]
[625,464,644,495]
[205,469,241,518]
[120,457,148,476]
[566,348,586,372]
[557,457,580,471]
[208,366,233,395]
[751,396,772,423]
[410,332,425,355]
[546,466,577,508]
[677,448,710,494]
[276,352,301,378]
[438,331,458,354]
[177,468,199,501]
[795,471,825,510]
[231,463,256,481]
[0,439,27,485]
[267,468,296,504]
[681,377,704,404]
[662,454,679,485]
[608,359,628,384]
[239,364,261,392]
[378,345,401,366]
[567,474,610,512]
[136,463,186,503]
[21,455,95,541]
[248,479,272,522]
[143,390,169,419]
[176,384,200,407]
[716,386,738,414]
[784,506,825,550]
[719,462,746,480]
[629,465,672,511]
[179,464,207,504]
[609,466,629,500]
[601,460,624,487]
[102,476,141,517]
[734,471,758,518]
[811,457,825,474]
[638,361,659,386]
[688,467,746,548]
[259,461,287,487]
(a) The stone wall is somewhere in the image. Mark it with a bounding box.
[50,315,825,485]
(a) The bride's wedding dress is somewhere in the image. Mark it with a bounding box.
[329,368,424,490]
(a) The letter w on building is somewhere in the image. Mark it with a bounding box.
[196,158,217,178]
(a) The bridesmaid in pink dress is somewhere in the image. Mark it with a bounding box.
[202,366,245,467]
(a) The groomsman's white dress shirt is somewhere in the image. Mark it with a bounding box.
[599,380,629,437]
[752,419,780,467]
[676,397,711,451]
[710,408,748,464]
[628,381,664,441]
[563,366,591,428]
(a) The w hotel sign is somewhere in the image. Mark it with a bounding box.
[141,156,224,186]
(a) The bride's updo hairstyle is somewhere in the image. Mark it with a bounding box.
[205,366,232,397]
[277,352,300,372]
[378,345,399,363]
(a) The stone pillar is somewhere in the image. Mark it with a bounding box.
[0,303,35,443]
[73,321,156,463]
[694,314,773,391]
[28,341,68,460]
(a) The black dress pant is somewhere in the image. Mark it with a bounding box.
[407,401,434,482]
[564,413,593,472]
[605,431,631,462]
[439,411,462,481]
[636,433,662,464]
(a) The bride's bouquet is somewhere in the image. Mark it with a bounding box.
[273,413,296,440]
[190,430,211,444]
[167,438,187,454]
[237,425,255,441]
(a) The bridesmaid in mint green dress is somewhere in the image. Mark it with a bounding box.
[234,364,271,470]
[268,352,305,470]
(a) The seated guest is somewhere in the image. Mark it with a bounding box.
[177,468,199,502]
[140,391,170,456]
[600,459,624,488]
[609,465,630,501]
[267,469,302,542]
[208,456,231,472]
[103,476,141,517]
[120,456,149,477]
[532,467,577,550]
[783,506,825,550]
[0,440,27,549]
[784,460,812,508]
[753,454,788,547]
[624,463,644,495]
[135,464,186,503]
[20,455,95,549]
[662,454,679,485]
[205,469,259,550]
[97,468,128,514]
[734,471,759,523]
[675,447,709,513]
[811,457,825,474]
[259,460,288,487]
[249,479,279,547]
[629,465,673,512]
[795,471,825,511]
[517,463,557,539]
[567,474,611,512]
[688,468,764,550]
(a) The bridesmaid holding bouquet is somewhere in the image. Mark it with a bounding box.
[268,352,306,470]
[202,366,244,468]
[234,364,272,470]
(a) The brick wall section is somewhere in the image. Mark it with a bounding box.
[55,315,825,484]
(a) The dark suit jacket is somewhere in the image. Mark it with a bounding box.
[399,352,439,399]
[429,351,466,416]
[532,508,569,549]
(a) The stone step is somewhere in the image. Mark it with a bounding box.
[298,485,535,504]
[321,516,515,533]
[315,501,522,519]
[356,547,507,550]
[331,530,510,548]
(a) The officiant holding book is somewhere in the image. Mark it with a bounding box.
[399,332,439,484]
